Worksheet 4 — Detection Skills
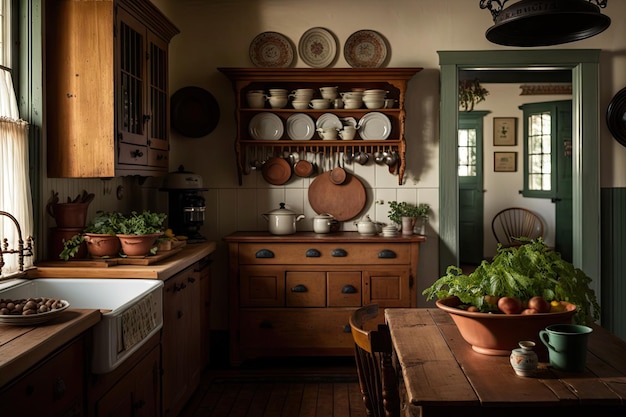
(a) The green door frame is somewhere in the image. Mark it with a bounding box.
[438,50,601,297]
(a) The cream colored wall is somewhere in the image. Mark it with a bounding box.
[145,0,626,329]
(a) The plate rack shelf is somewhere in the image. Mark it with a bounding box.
[218,68,422,185]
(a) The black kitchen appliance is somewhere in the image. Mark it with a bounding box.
[160,166,207,242]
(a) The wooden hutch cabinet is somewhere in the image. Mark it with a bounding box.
[218,68,422,185]
[45,0,179,178]
[224,232,425,366]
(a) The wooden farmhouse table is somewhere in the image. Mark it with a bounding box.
[385,308,626,417]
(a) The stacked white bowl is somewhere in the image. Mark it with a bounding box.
[362,89,388,109]
[290,88,315,110]
[382,225,398,237]
[246,90,267,108]
[340,91,364,109]
[268,88,289,109]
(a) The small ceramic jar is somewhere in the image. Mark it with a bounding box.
[510,340,539,377]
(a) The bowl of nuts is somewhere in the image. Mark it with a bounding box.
[0,297,70,325]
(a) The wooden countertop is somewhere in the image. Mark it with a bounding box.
[0,309,101,388]
[28,241,217,280]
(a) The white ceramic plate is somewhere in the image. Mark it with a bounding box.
[0,300,70,325]
[298,27,338,68]
[249,113,284,140]
[358,112,391,140]
[316,113,343,130]
[344,30,389,68]
[286,113,315,140]
[249,32,295,68]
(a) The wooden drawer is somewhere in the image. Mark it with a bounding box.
[239,308,359,352]
[327,271,362,307]
[118,142,149,165]
[238,243,411,265]
[148,148,169,168]
[240,265,285,307]
[286,271,326,307]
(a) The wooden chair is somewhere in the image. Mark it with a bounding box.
[491,207,544,247]
[350,304,419,417]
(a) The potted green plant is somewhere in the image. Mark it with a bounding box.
[116,210,167,257]
[459,79,489,112]
[59,211,125,260]
[388,201,430,235]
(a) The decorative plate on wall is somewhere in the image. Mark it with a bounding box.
[298,27,338,68]
[171,86,220,138]
[249,32,295,68]
[344,30,390,68]
[606,86,626,147]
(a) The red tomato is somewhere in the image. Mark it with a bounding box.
[528,296,551,313]
[497,296,523,314]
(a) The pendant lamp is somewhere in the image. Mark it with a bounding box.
[480,0,610,47]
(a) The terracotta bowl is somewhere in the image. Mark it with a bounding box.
[436,297,577,357]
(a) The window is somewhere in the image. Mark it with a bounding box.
[0,0,34,278]
[520,100,571,199]
[458,127,477,177]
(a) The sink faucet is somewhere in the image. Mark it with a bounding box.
[0,210,34,277]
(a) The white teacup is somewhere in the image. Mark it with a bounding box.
[246,92,266,108]
[320,86,338,100]
[269,89,288,96]
[268,96,288,109]
[338,125,356,140]
[343,99,363,109]
[317,127,338,140]
[309,99,330,110]
[292,100,310,110]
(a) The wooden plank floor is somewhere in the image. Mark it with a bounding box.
[180,357,365,417]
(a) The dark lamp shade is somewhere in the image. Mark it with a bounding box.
[485,0,611,47]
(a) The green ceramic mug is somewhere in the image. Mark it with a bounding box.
[539,324,593,372]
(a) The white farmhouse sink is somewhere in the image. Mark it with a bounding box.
[0,278,163,374]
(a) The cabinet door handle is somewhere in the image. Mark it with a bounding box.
[341,284,357,294]
[53,377,66,400]
[188,276,196,284]
[255,249,275,258]
[343,324,351,333]
[331,248,347,257]
[143,114,151,123]
[306,248,321,257]
[177,310,183,319]
[131,149,144,158]
[291,284,308,293]
[378,249,397,259]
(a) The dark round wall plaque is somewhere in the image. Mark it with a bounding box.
[606,87,626,148]
[170,86,220,138]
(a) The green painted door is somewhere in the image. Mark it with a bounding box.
[554,102,573,262]
[458,111,489,265]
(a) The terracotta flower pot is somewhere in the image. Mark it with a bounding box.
[436,296,577,359]
[84,233,121,258]
[117,233,161,257]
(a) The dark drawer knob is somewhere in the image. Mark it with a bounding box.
[131,149,144,158]
[291,284,308,293]
[306,248,321,257]
[343,324,351,333]
[378,249,397,259]
[331,248,347,257]
[255,249,275,258]
[341,284,357,294]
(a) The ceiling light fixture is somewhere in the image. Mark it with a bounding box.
[480,0,610,47]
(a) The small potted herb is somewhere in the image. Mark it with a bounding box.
[59,211,125,260]
[388,201,430,234]
[116,210,167,257]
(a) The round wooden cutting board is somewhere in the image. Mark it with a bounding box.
[308,172,366,221]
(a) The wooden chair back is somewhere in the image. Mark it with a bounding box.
[491,207,544,247]
[350,304,401,417]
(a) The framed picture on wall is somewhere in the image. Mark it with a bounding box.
[493,117,517,146]
[494,152,517,172]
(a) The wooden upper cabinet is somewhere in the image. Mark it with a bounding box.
[45,0,179,178]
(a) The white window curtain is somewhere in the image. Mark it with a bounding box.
[0,68,34,277]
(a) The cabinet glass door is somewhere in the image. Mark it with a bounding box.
[148,33,169,151]
[118,10,146,146]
